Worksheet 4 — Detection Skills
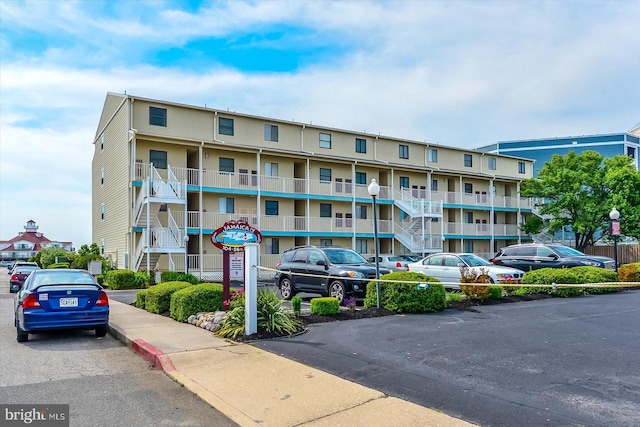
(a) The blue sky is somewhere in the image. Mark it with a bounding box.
[1,0,639,249]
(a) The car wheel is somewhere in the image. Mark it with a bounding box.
[16,322,28,343]
[279,278,295,300]
[328,280,346,305]
[95,325,108,337]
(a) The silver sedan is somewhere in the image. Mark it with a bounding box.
[367,255,410,273]
[408,253,524,288]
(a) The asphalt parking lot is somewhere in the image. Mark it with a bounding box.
[255,290,640,426]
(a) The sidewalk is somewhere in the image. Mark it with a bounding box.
[108,300,475,427]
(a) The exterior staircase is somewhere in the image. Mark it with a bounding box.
[133,164,187,271]
[392,188,443,253]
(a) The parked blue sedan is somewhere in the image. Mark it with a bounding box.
[14,269,109,342]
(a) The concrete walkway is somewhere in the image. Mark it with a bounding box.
[108,299,475,427]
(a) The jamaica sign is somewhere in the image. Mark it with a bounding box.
[211,220,262,252]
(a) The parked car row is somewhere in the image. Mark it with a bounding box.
[274,243,617,298]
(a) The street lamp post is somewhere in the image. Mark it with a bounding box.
[609,207,620,272]
[184,234,190,274]
[368,179,381,308]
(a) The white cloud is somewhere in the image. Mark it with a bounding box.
[1,0,640,247]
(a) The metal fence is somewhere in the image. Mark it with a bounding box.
[584,245,640,265]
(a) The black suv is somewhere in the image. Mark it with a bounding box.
[274,246,389,304]
[490,243,616,271]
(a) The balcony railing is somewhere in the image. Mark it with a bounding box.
[139,164,532,209]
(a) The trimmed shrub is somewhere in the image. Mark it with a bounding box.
[145,281,192,314]
[618,263,640,282]
[310,297,340,315]
[47,262,70,269]
[291,295,302,317]
[570,266,619,295]
[105,270,139,290]
[170,283,224,322]
[133,271,150,289]
[522,268,582,297]
[134,290,148,309]
[257,290,302,334]
[364,271,446,313]
[488,286,503,299]
[160,271,199,284]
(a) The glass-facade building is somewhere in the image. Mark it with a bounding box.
[477,133,639,177]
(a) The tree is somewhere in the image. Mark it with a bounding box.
[520,151,640,251]
[72,243,109,272]
[38,247,74,268]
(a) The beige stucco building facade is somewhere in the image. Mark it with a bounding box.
[93,93,533,280]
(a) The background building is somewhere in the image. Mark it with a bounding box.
[0,220,73,261]
[93,93,534,280]
[477,131,640,177]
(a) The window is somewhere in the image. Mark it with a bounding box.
[159,203,167,212]
[428,149,438,163]
[149,106,167,127]
[628,146,636,159]
[319,168,332,182]
[150,150,167,169]
[320,203,332,218]
[399,144,409,159]
[319,133,332,149]
[264,124,278,142]
[518,162,526,174]
[320,239,333,247]
[100,168,104,186]
[488,157,497,170]
[431,179,438,191]
[464,241,474,253]
[265,200,279,216]
[101,204,105,220]
[356,172,367,185]
[265,162,278,177]
[399,176,409,188]
[219,117,234,136]
[100,134,104,152]
[266,238,279,255]
[356,239,367,254]
[464,183,473,194]
[220,198,235,214]
[466,212,473,223]
[356,205,367,219]
[219,157,234,173]
[464,154,473,167]
[356,138,366,153]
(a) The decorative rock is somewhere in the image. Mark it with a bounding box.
[187,315,196,324]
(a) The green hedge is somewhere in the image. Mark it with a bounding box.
[145,281,193,314]
[170,283,224,322]
[105,270,139,290]
[47,262,70,269]
[310,297,340,315]
[160,271,199,284]
[364,272,446,313]
[619,262,640,282]
[521,266,619,297]
[134,290,148,309]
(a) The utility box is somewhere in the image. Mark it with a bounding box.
[88,261,102,275]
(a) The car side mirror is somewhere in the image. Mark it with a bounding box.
[457,262,465,267]
[315,259,326,266]
[548,254,558,259]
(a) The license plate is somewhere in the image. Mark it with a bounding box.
[60,297,78,307]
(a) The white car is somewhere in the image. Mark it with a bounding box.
[408,253,524,288]
[366,255,410,272]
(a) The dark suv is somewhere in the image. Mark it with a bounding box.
[274,246,389,304]
[490,243,616,272]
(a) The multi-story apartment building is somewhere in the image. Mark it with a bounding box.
[93,93,533,280]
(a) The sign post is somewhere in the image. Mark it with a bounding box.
[244,243,258,335]
[211,220,262,309]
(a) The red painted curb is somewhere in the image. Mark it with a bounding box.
[131,339,176,372]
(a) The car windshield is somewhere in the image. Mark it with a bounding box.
[552,246,585,257]
[324,248,367,265]
[459,254,491,267]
